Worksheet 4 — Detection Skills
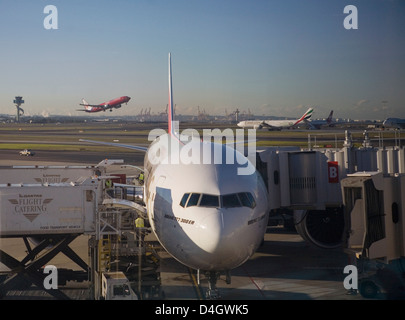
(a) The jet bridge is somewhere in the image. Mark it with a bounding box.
[254,131,405,249]
[341,172,405,298]
[341,172,405,263]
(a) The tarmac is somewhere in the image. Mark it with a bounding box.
[159,226,365,300]
[0,227,368,300]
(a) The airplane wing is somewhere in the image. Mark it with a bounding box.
[79,139,148,152]
[261,122,283,130]
[261,122,276,128]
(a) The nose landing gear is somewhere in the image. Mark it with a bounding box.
[205,271,221,299]
[204,270,231,299]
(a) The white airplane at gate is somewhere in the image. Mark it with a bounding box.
[80,53,269,297]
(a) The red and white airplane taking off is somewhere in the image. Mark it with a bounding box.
[77,96,131,112]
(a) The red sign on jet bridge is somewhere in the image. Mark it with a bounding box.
[328,161,339,183]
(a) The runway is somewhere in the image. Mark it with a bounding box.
[0,155,369,301]
[0,149,144,167]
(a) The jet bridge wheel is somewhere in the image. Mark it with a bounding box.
[294,207,344,249]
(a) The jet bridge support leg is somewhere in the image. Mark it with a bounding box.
[0,235,80,300]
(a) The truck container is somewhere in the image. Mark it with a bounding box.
[0,182,99,237]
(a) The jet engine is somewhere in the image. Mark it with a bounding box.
[253,124,263,130]
[115,104,122,109]
[294,207,344,249]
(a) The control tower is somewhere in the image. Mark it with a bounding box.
[13,96,24,123]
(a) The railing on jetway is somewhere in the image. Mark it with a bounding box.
[307,129,404,150]
[106,183,144,203]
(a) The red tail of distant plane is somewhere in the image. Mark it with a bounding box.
[168,53,175,136]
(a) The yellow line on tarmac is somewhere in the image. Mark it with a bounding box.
[188,268,204,300]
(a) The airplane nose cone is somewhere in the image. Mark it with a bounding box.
[198,210,223,253]
[196,209,250,270]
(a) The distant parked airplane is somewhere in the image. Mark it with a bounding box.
[383,118,405,130]
[237,108,313,130]
[77,96,131,113]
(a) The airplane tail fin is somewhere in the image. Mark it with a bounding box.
[303,108,314,120]
[294,107,313,125]
[168,53,175,136]
[326,110,334,124]
[81,99,89,106]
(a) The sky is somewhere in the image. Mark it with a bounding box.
[0,0,404,120]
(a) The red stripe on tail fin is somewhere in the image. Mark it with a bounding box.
[168,53,174,136]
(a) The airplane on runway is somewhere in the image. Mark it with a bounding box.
[80,53,269,298]
[383,117,405,130]
[237,107,313,130]
[304,110,334,130]
[77,96,131,112]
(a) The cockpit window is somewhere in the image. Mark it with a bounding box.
[238,192,256,209]
[247,192,256,208]
[186,193,201,207]
[180,192,256,209]
[180,193,190,208]
[222,194,241,208]
[200,194,219,207]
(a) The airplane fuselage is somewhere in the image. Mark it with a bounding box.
[83,96,131,112]
[143,134,269,271]
[237,120,296,130]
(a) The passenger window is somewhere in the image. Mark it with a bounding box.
[200,194,219,207]
[222,194,241,208]
[180,193,190,207]
[187,193,201,207]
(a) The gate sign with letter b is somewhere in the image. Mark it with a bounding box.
[328,161,339,183]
